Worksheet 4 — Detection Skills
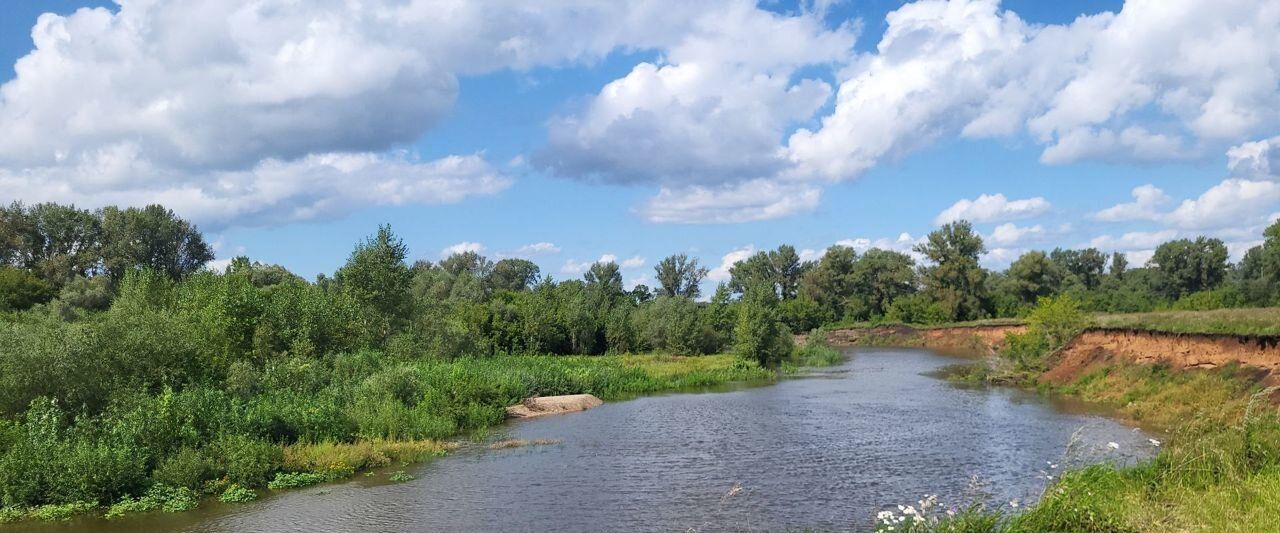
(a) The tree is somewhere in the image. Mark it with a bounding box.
[799,245,857,320]
[728,244,807,299]
[439,251,493,278]
[1148,237,1229,298]
[1006,251,1067,305]
[488,259,540,292]
[99,205,212,280]
[914,220,988,321]
[850,249,916,317]
[584,261,624,296]
[1050,248,1107,289]
[334,225,412,338]
[654,253,709,298]
[0,266,53,311]
[0,202,102,288]
[733,282,793,367]
[1109,252,1128,279]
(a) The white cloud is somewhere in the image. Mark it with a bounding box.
[640,180,821,224]
[0,0,766,226]
[1228,136,1280,179]
[502,242,561,258]
[988,223,1044,246]
[1093,184,1170,222]
[1087,230,1179,251]
[560,259,591,275]
[788,0,1280,182]
[1164,179,1280,230]
[935,194,1050,225]
[619,256,646,269]
[538,3,855,187]
[707,245,756,282]
[833,232,925,261]
[625,274,652,291]
[441,241,485,258]
[0,151,509,227]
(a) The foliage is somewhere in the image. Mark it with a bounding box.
[218,484,257,503]
[1149,237,1230,299]
[791,330,843,367]
[654,253,709,298]
[388,470,415,482]
[104,484,198,518]
[915,221,988,321]
[732,283,794,367]
[267,471,327,490]
[1000,294,1089,372]
[0,266,52,311]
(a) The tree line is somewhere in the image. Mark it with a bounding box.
[1,201,1278,511]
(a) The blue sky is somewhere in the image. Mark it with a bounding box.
[2,0,1277,291]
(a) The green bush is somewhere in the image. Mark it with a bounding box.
[151,447,217,491]
[215,436,281,488]
[267,471,326,490]
[218,484,257,503]
[104,484,198,519]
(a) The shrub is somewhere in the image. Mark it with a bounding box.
[388,471,415,482]
[792,330,843,367]
[152,447,218,491]
[28,500,97,521]
[214,436,281,488]
[104,484,198,519]
[267,472,326,490]
[218,484,257,503]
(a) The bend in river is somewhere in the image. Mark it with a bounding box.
[34,348,1154,533]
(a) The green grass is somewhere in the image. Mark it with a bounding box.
[1093,307,1280,336]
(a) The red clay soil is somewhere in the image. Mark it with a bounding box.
[1041,328,1280,385]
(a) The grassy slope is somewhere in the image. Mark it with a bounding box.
[1092,307,1280,336]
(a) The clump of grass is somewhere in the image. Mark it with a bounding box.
[388,471,414,482]
[488,438,561,450]
[267,472,327,490]
[790,330,844,367]
[282,439,454,481]
[218,484,257,503]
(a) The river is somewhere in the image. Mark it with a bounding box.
[30,348,1155,532]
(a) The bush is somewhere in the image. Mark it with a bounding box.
[791,330,843,367]
[214,436,281,488]
[151,447,218,491]
[218,484,257,503]
[267,471,326,490]
[0,267,53,312]
[885,293,949,325]
[104,484,198,519]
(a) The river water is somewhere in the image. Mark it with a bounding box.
[30,348,1155,532]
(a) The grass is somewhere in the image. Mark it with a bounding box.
[916,359,1280,532]
[1093,307,1280,336]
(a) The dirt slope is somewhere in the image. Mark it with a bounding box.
[1041,328,1280,385]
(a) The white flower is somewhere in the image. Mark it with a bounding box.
[1010,499,1020,508]
[1149,438,1161,447]
[1107,442,1120,450]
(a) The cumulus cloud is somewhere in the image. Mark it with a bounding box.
[0,0,756,226]
[787,0,1280,191]
[707,245,757,282]
[502,242,561,258]
[1093,184,1170,222]
[1165,179,1280,230]
[935,194,1050,225]
[640,180,821,224]
[1087,230,1180,251]
[988,223,1045,246]
[441,241,485,258]
[1228,136,1280,179]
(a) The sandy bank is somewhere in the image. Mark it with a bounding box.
[505,394,603,419]
[1042,328,1280,385]
[811,324,1027,355]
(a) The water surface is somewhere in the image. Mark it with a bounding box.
[31,348,1154,532]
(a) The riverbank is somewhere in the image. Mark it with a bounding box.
[827,312,1280,532]
[0,352,781,525]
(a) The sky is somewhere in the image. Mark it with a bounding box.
[2,0,1279,293]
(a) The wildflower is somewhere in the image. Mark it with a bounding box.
[1149,438,1161,447]
[1009,499,1020,508]
[1107,441,1120,450]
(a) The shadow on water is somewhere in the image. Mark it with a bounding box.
[19,348,1156,533]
